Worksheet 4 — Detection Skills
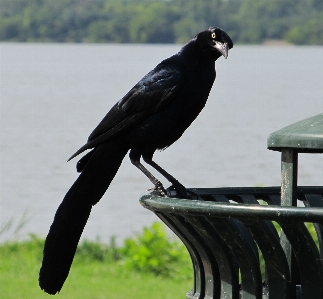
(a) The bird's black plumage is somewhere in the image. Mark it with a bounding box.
[39,26,233,294]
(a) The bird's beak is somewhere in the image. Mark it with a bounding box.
[213,41,229,59]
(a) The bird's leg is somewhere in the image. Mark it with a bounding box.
[142,152,188,199]
[130,156,167,197]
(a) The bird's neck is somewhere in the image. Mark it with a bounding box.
[178,40,217,67]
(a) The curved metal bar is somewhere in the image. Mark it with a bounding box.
[168,215,221,299]
[278,222,323,299]
[140,188,323,299]
[238,194,280,241]
[243,219,291,299]
[140,194,323,223]
[152,211,223,299]
[212,195,260,261]
[187,216,240,299]
[303,194,323,257]
[238,195,291,299]
[207,216,262,299]
[155,213,203,299]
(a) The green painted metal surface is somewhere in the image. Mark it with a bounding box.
[267,113,323,152]
[140,191,323,222]
[140,186,323,299]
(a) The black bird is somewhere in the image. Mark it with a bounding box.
[39,26,233,294]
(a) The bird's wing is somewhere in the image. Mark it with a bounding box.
[68,62,182,161]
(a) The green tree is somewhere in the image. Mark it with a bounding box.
[0,17,21,40]
[237,0,299,43]
[0,0,322,44]
[285,14,323,45]
[129,2,180,43]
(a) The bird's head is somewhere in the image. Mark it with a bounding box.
[195,27,233,60]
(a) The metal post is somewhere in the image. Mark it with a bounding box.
[281,149,298,207]
[280,148,298,298]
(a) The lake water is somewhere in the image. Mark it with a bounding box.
[0,43,322,243]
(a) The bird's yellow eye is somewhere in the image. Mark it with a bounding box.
[211,33,216,39]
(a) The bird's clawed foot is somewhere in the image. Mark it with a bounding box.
[166,182,189,199]
[148,181,168,197]
[148,180,196,200]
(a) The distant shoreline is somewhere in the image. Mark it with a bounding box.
[0,40,309,46]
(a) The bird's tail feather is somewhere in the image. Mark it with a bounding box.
[39,141,129,294]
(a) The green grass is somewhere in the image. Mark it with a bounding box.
[0,225,192,299]
[1,257,191,298]
[1,220,319,298]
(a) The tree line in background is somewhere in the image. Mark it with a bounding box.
[0,0,322,45]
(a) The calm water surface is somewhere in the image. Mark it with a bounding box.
[0,43,322,243]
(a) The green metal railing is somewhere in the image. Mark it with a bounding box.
[140,113,323,299]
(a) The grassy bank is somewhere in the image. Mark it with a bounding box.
[1,250,191,298]
[0,223,192,298]
[1,221,318,298]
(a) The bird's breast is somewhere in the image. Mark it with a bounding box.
[128,72,215,152]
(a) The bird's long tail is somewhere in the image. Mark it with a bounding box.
[39,141,129,295]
